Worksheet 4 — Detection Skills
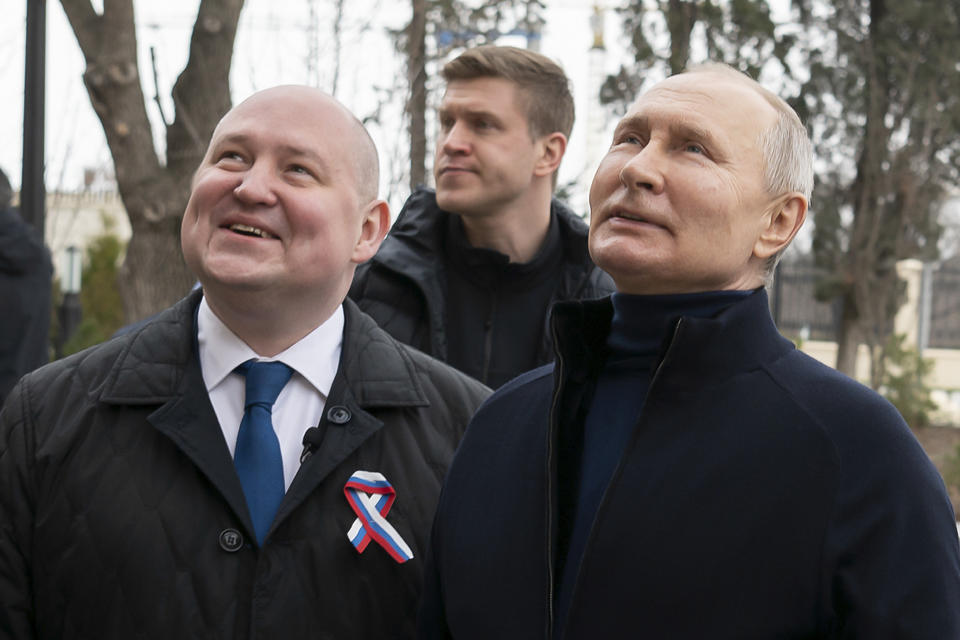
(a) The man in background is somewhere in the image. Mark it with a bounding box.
[351,45,613,389]
[0,167,51,405]
[420,64,960,638]
[0,86,489,639]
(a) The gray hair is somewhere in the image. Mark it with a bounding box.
[757,108,814,281]
[757,107,814,203]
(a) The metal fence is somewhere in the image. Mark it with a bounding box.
[770,259,842,342]
[770,256,960,349]
[929,259,960,349]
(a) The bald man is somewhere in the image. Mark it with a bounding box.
[0,86,489,640]
[419,66,960,639]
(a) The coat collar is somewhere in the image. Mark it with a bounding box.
[98,289,201,405]
[551,288,796,390]
[97,291,428,409]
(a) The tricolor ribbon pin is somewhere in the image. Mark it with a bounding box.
[344,471,414,563]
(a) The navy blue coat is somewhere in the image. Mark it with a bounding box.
[420,289,960,639]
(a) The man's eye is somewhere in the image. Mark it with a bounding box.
[684,143,705,154]
[615,134,642,146]
[217,151,245,163]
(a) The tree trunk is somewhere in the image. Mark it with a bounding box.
[118,211,193,322]
[60,0,243,323]
[835,292,861,377]
[832,0,891,381]
[665,0,697,74]
[406,0,428,191]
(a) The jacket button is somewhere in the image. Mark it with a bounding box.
[327,405,351,424]
[219,528,244,552]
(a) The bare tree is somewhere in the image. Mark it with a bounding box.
[600,0,793,111]
[59,0,244,322]
[796,0,960,381]
[406,0,428,189]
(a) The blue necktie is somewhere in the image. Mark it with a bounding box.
[234,359,293,545]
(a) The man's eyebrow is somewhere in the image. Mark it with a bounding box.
[614,114,648,135]
[667,121,717,147]
[437,105,502,122]
[212,132,252,149]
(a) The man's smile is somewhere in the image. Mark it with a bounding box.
[225,223,277,240]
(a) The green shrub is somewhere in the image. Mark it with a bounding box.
[57,221,126,357]
[879,333,938,428]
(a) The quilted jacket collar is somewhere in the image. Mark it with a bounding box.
[98,290,200,405]
[98,290,429,409]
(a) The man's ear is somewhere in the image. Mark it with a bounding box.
[754,193,807,260]
[351,199,391,264]
[533,132,567,178]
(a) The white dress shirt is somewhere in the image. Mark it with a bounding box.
[197,296,343,490]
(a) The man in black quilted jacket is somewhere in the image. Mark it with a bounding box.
[350,46,614,389]
[0,86,489,639]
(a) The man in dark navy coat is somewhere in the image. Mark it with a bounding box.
[419,63,960,639]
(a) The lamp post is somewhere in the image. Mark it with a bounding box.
[56,245,83,357]
[22,0,46,237]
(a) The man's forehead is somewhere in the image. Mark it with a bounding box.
[199,85,378,201]
[208,91,352,153]
[622,72,776,135]
[441,77,523,110]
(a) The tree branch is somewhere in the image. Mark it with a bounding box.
[60,0,163,197]
[59,0,101,57]
[167,0,245,178]
[149,46,170,127]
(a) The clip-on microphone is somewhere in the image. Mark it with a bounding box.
[300,424,325,463]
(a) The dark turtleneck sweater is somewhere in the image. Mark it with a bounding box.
[554,289,753,633]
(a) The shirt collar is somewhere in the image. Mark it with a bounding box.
[197,295,343,397]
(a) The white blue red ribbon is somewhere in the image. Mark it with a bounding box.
[344,471,414,563]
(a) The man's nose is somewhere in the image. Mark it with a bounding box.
[233,163,278,205]
[438,122,471,156]
[618,143,665,194]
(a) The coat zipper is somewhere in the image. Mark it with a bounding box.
[550,316,685,639]
[649,317,683,393]
[545,318,566,640]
